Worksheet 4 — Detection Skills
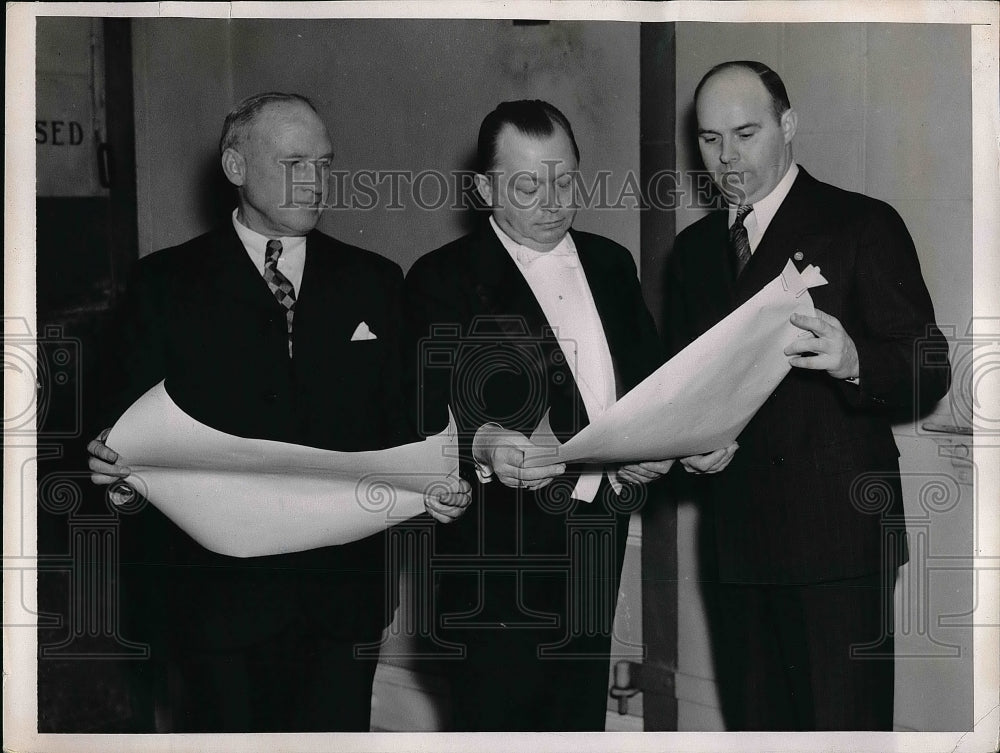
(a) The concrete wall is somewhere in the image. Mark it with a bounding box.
[132,19,640,272]
[672,22,973,731]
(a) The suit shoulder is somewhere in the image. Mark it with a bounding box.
[310,231,402,274]
[310,231,403,283]
[571,228,629,254]
[807,177,908,229]
[571,229,637,272]
[407,232,475,284]
[676,210,724,240]
[134,228,222,276]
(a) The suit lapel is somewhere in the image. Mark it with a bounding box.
[201,225,289,315]
[574,232,630,398]
[471,224,553,340]
[471,223,587,423]
[732,167,832,307]
[699,210,738,305]
[296,231,345,318]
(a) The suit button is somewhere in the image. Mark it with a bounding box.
[771,456,784,466]
[264,392,279,402]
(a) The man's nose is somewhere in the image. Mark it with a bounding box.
[719,138,740,165]
[542,182,569,211]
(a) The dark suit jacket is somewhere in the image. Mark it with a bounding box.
[104,224,409,648]
[665,167,950,584]
[404,223,663,626]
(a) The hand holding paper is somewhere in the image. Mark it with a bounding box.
[87,428,130,484]
[680,443,739,474]
[524,260,828,467]
[617,459,676,485]
[423,475,472,523]
[102,382,461,558]
[473,424,566,489]
[785,309,860,380]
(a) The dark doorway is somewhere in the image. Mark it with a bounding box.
[35,17,146,732]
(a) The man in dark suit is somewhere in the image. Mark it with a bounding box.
[405,100,735,731]
[665,61,951,730]
[86,92,468,732]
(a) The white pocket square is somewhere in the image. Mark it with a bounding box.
[350,321,378,341]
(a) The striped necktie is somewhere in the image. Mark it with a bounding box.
[264,239,296,357]
[730,204,754,276]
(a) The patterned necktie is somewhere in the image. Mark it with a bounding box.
[730,204,754,276]
[264,239,296,357]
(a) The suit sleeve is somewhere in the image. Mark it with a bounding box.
[661,233,697,360]
[402,257,481,485]
[98,255,169,430]
[402,258,452,439]
[377,262,416,447]
[842,202,951,414]
[619,247,666,380]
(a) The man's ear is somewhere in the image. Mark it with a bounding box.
[221,147,246,187]
[473,172,494,207]
[780,108,798,145]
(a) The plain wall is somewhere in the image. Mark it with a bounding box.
[672,22,973,732]
[132,18,640,273]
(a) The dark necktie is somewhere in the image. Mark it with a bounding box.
[730,204,754,276]
[264,239,296,357]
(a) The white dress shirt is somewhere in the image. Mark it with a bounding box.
[727,162,799,253]
[232,209,307,294]
[479,216,619,502]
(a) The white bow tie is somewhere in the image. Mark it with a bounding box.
[515,245,579,269]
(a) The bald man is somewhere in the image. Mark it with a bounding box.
[665,62,950,730]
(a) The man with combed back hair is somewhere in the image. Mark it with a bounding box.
[405,99,735,731]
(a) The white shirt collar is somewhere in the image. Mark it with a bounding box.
[231,209,307,260]
[489,215,577,268]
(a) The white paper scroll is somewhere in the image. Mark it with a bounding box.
[526,259,828,464]
[106,383,459,558]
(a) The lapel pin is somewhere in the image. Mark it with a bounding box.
[793,251,804,262]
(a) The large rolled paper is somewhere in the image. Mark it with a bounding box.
[526,259,828,464]
[106,383,459,558]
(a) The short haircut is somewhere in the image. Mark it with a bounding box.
[694,61,792,121]
[218,92,317,155]
[477,100,580,174]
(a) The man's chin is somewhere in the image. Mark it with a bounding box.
[281,208,323,234]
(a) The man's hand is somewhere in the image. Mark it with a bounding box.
[87,428,136,506]
[680,443,739,474]
[87,428,130,485]
[424,476,472,524]
[474,425,566,490]
[617,459,675,485]
[785,309,860,380]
